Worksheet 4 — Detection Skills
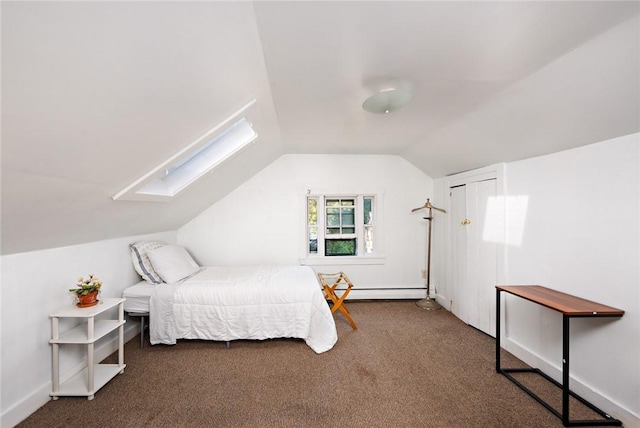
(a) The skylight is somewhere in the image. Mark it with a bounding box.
[135,118,256,197]
[113,99,258,202]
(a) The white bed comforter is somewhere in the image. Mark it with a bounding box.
[149,265,338,353]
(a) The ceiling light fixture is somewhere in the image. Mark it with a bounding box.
[362,87,412,114]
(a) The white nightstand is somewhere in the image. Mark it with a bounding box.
[50,298,126,400]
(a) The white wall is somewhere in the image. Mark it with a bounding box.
[0,231,176,427]
[178,154,435,299]
[504,133,639,425]
[436,133,639,425]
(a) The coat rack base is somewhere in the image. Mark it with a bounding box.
[416,297,441,310]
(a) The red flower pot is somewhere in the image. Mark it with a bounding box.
[76,291,99,308]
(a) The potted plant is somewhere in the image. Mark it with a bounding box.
[69,274,103,307]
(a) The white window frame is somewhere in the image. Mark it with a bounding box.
[301,190,385,266]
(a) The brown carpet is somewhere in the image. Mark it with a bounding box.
[19,301,608,427]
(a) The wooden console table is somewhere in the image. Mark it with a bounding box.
[495,285,624,427]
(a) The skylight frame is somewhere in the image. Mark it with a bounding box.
[112,99,257,202]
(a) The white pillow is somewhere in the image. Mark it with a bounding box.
[146,245,201,283]
[130,240,167,284]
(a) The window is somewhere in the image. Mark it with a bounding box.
[134,118,256,198]
[325,198,356,255]
[307,194,376,258]
[113,99,257,202]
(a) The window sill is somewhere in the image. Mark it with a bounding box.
[299,256,386,266]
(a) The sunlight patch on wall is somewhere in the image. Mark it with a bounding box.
[483,195,528,247]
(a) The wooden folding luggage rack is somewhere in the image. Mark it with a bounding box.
[318,272,357,330]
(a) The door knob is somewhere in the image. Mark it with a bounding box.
[461,219,471,225]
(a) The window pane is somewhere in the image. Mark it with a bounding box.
[364,197,373,225]
[307,197,318,255]
[342,227,355,234]
[326,199,340,207]
[364,225,374,253]
[325,239,356,256]
[341,199,354,206]
[326,227,341,235]
[307,198,317,225]
[327,213,340,226]
[342,208,355,226]
[309,226,318,254]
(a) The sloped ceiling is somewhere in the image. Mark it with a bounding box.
[2,1,639,255]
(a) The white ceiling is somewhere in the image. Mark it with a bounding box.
[2,1,639,255]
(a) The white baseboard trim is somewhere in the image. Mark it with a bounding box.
[346,287,427,300]
[1,323,139,428]
[502,337,639,427]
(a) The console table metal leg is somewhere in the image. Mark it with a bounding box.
[563,315,570,426]
[496,288,501,372]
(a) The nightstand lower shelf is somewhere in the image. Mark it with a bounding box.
[51,364,126,400]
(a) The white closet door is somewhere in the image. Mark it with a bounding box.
[449,185,468,323]
[449,179,497,337]
[466,179,497,336]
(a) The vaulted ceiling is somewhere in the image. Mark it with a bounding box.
[2,1,639,255]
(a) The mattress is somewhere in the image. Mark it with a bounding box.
[149,265,338,353]
[122,281,156,313]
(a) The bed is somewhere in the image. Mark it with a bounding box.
[123,241,338,354]
[123,281,155,313]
